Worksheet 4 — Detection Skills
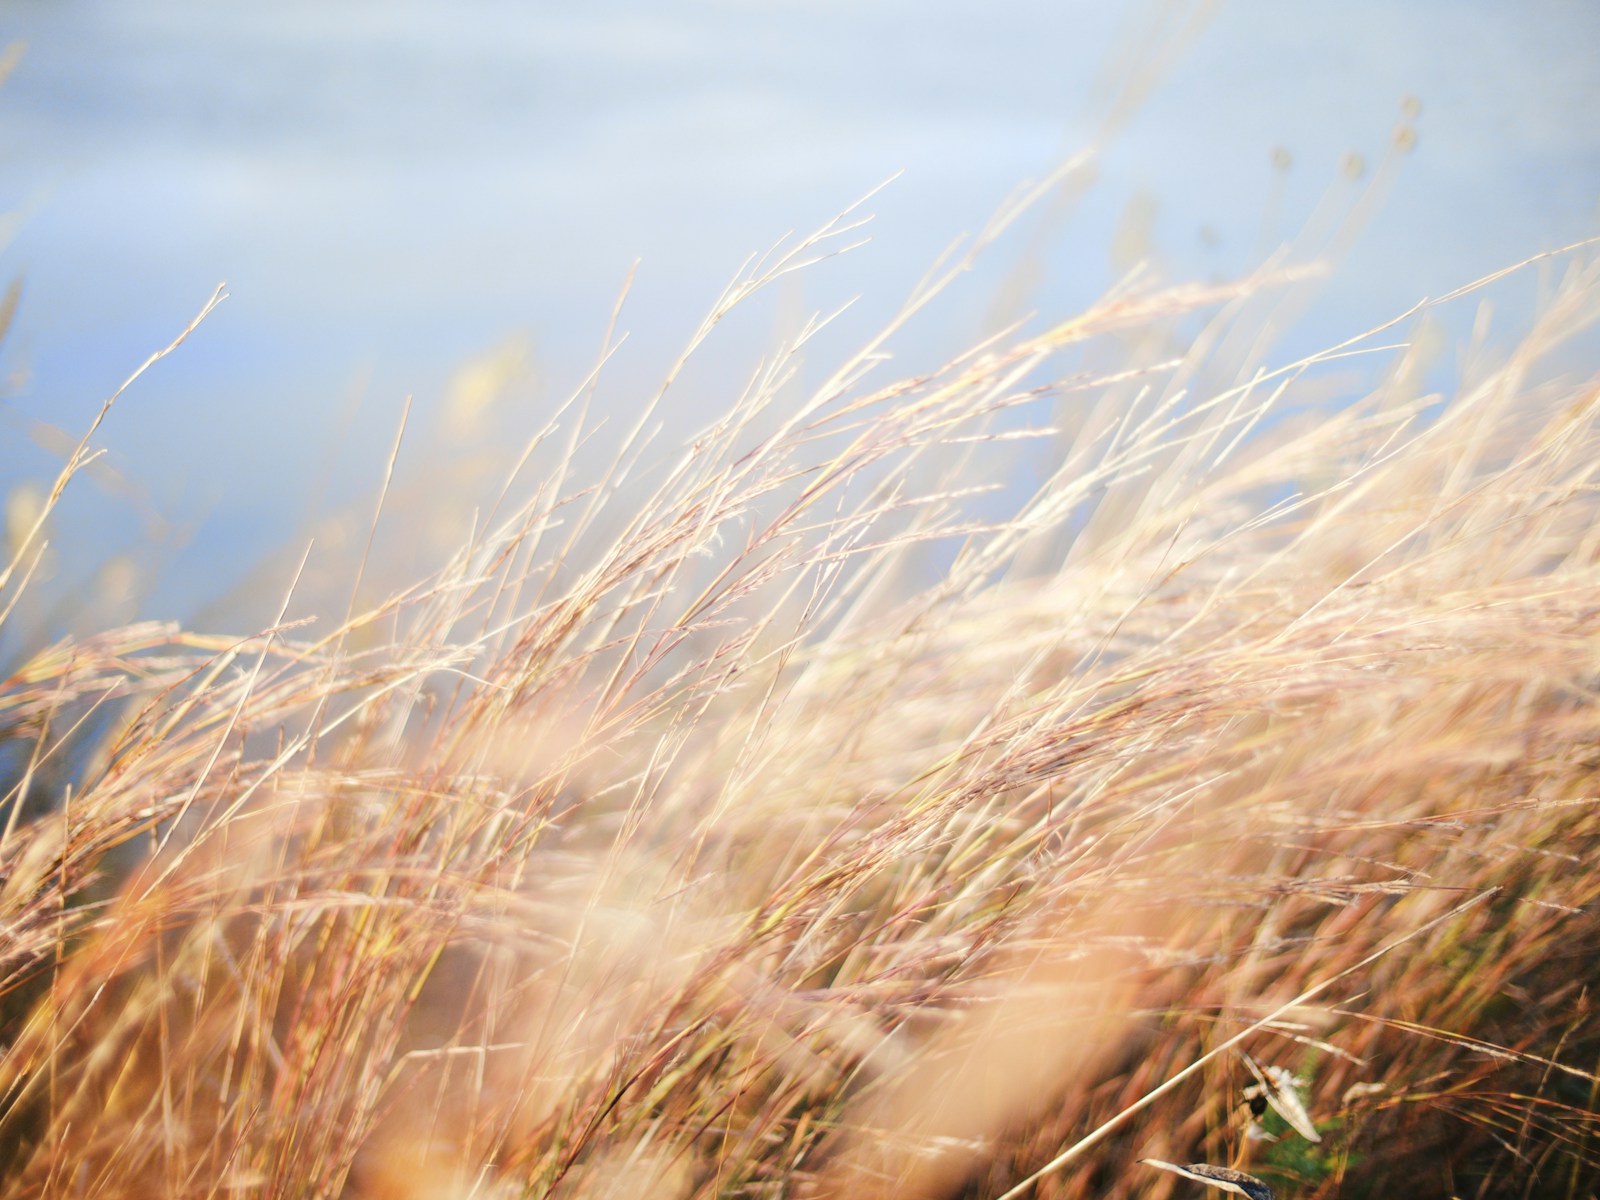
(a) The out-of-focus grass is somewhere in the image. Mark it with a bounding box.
[0,172,1598,1200]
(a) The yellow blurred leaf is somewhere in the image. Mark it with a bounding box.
[443,335,533,440]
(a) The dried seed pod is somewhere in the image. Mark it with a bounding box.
[1238,1051,1321,1143]
[1140,1158,1275,1200]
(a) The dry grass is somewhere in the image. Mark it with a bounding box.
[1,181,1598,1200]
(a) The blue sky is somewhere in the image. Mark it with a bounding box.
[0,0,1595,623]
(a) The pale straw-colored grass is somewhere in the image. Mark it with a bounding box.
[0,179,1597,1200]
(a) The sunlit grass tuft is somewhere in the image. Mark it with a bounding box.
[0,185,1598,1200]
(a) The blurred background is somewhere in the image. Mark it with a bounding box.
[0,0,1595,631]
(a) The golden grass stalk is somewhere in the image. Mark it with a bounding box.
[0,190,1597,1200]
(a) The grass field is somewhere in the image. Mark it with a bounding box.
[1,177,1598,1199]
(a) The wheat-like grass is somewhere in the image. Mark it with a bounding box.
[0,181,1597,1200]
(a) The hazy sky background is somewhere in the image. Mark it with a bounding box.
[0,0,1596,624]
